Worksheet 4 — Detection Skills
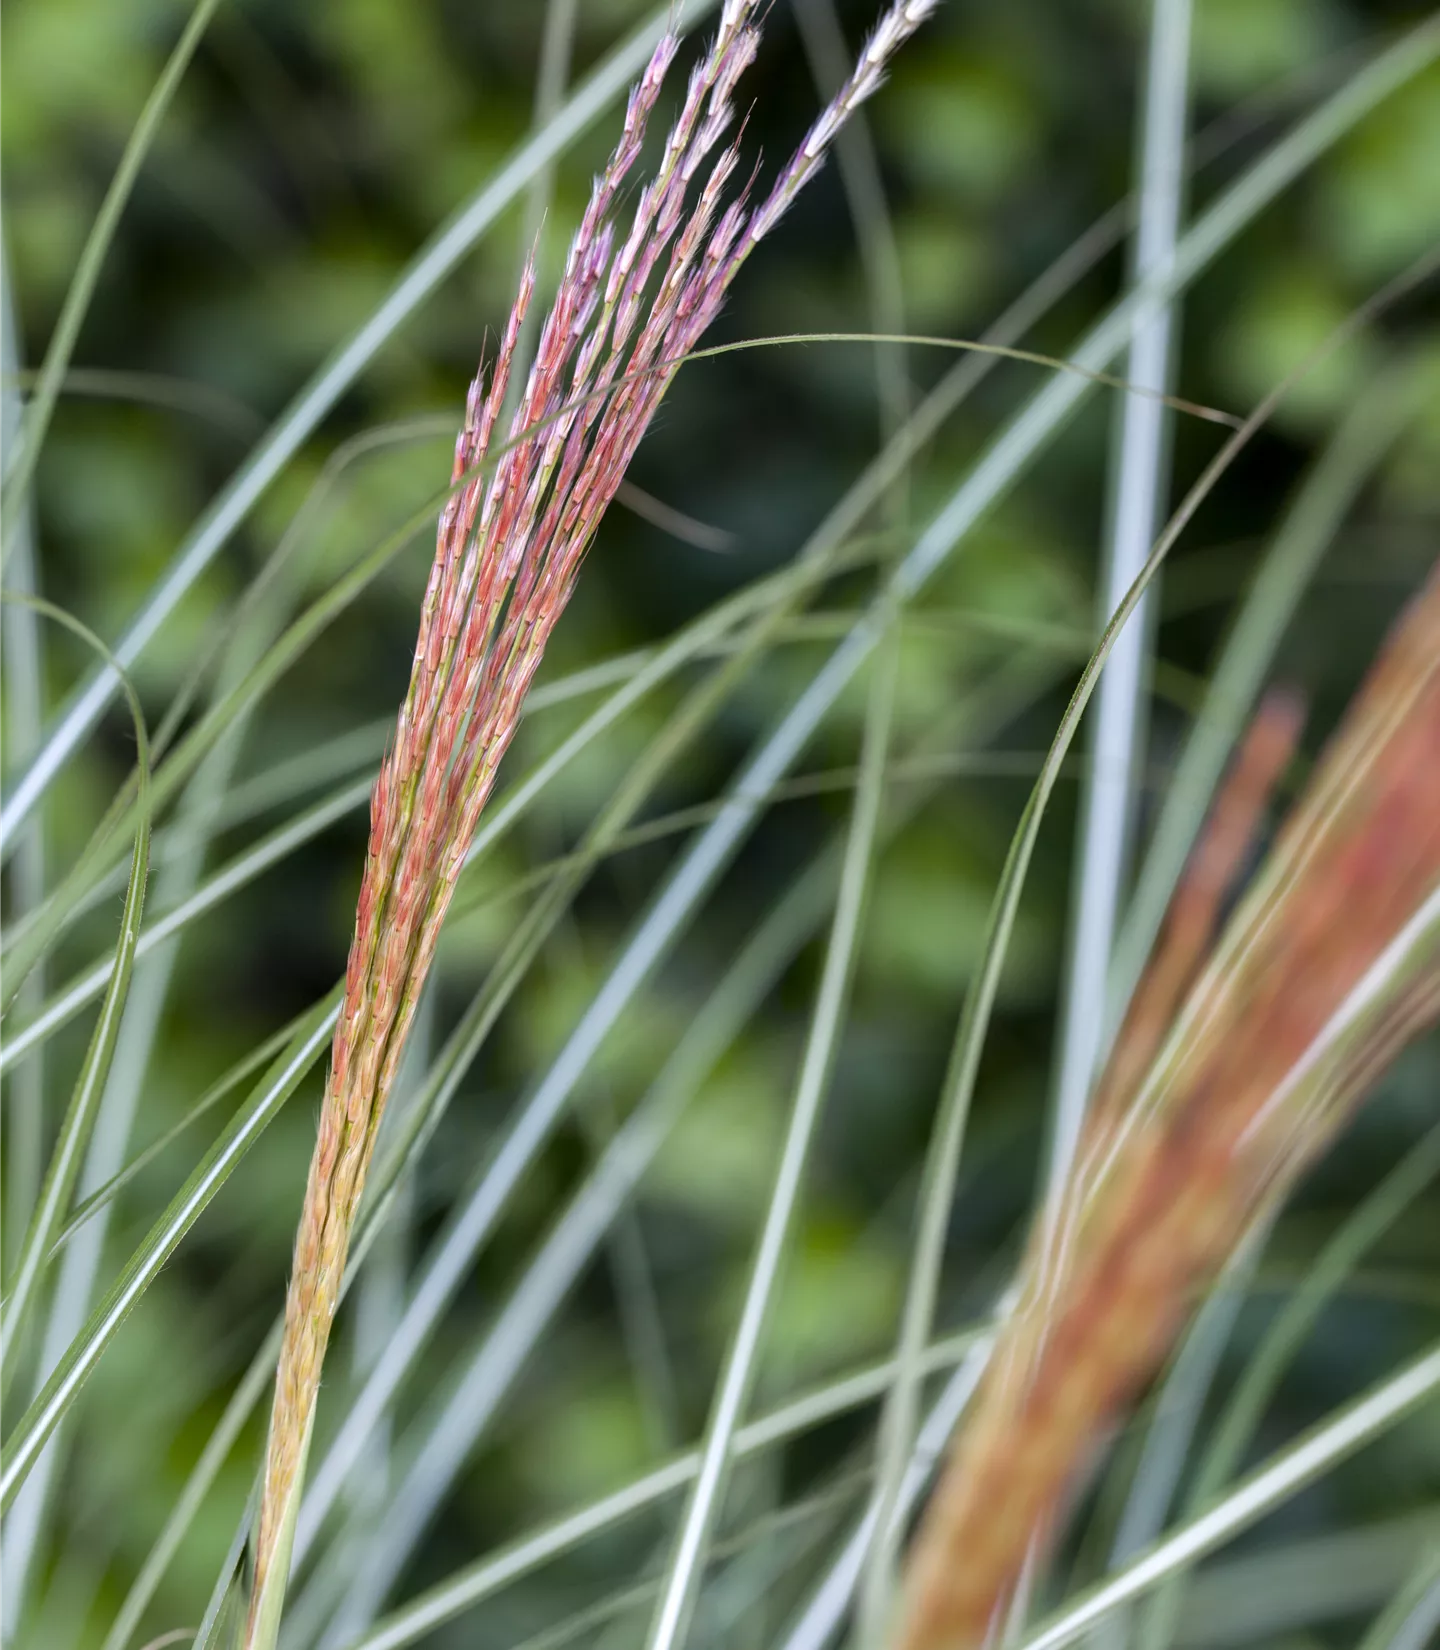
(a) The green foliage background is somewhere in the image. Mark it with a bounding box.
[3,1,1439,1647]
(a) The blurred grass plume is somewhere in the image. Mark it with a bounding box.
[897,562,1440,1648]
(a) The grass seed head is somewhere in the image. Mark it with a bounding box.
[897,562,1440,1650]
[245,3,937,1640]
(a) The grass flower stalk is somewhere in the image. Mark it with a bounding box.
[897,561,1440,1650]
[244,4,937,1644]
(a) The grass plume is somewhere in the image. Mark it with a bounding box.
[897,560,1440,1649]
[244,3,938,1643]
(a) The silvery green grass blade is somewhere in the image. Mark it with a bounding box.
[2,363,265,443]
[1,780,369,1073]
[0,0,721,852]
[643,625,898,1650]
[1,243,47,1262]
[792,15,912,1616]
[3,399,345,1628]
[403,1469,866,1650]
[192,1482,261,1650]
[0,0,224,564]
[1093,1224,1259,1602]
[643,0,910,1610]
[643,3,917,1613]
[1134,1116,1440,1650]
[791,0,911,467]
[0,990,340,1512]
[46,1013,314,1261]
[0,595,150,1387]
[98,1323,283,1650]
[1166,1511,1440,1645]
[1046,0,1191,1219]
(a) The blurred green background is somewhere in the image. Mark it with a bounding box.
[3,1,1439,1646]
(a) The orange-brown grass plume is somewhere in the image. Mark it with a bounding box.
[243,3,938,1644]
[897,561,1440,1650]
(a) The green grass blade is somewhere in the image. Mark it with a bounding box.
[784,39,910,1631]
[0,778,370,1076]
[45,1015,312,1260]
[1091,1222,1262,1648]
[2,485,329,1621]
[792,0,911,478]
[0,596,151,1380]
[193,1481,261,1650]
[2,363,264,441]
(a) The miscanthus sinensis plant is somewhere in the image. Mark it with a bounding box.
[4,4,1440,1650]
[249,3,937,1642]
